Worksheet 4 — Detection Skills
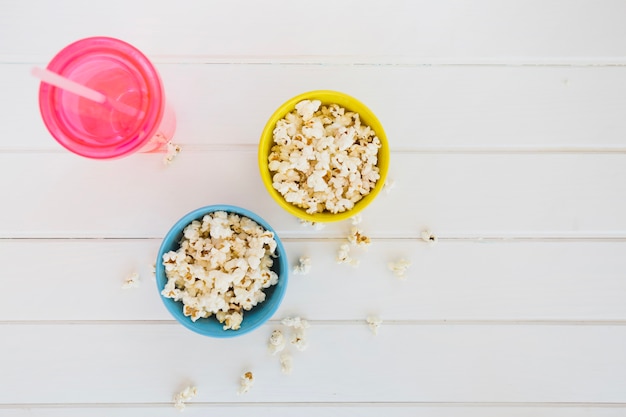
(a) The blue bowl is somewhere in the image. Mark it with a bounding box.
[156,205,288,338]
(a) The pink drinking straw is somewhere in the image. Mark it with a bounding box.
[31,66,140,116]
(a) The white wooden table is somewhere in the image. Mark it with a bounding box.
[1,1,626,415]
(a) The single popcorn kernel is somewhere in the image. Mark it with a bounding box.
[237,371,255,395]
[281,316,310,329]
[293,256,312,275]
[161,211,279,330]
[281,316,310,352]
[269,100,382,215]
[173,385,197,411]
[421,229,438,246]
[337,243,359,267]
[350,214,363,225]
[163,141,182,165]
[122,272,140,289]
[268,329,286,355]
[383,178,396,195]
[388,258,411,280]
[348,226,371,247]
[223,311,243,330]
[280,352,293,375]
[291,327,308,351]
[299,219,326,230]
[366,316,383,335]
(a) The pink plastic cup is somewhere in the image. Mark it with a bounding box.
[38,37,176,159]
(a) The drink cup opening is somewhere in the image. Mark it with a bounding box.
[38,37,170,159]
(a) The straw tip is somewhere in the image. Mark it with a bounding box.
[31,66,44,77]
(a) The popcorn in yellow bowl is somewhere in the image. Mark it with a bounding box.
[259,90,389,222]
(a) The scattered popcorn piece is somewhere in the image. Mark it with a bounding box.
[269,100,382,215]
[366,316,383,335]
[161,211,280,330]
[383,178,396,195]
[280,352,293,375]
[122,272,140,289]
[163,141,182,165]
[173,385,197,411]
[270,317,310,374]
[290,327,308,351]
[281,316,310,329]
[350,213,363,225]
[281,317,310,351]
[237,372,254,395]
[150,263,156,280]
[348,226,371,247]
[299,219,326,230]
[388,258,411,280]
[336,243,359,267]
[268,329,286,355]
[421,229,438,246]
[293,256,312,275]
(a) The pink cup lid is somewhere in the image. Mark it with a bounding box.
[38,37,165,159]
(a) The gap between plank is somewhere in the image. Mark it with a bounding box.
[6,54,626,66]
[1,319,626,326]
[2,236,626,242]
[1,401,625,409]
[4,145,626,154]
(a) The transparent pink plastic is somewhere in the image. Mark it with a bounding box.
[38,37,176,159]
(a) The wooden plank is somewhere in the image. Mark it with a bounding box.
[1,0,626,62]
[0,152,624,238]
[2,404,626,417]
[1,240,625,321]
[5,64,626,150]
[1,324,625,403]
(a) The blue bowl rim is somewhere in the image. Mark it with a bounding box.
[155,204,288,338]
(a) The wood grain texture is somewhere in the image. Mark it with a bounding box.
[4,64,626,150]
[1,324,625,404]
[1,0,626,63]
[0,402,624,417]
[0,152,624,238]
[1,240,625,321]
[3,405,626,417]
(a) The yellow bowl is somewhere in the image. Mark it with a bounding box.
[258,90,390,222]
